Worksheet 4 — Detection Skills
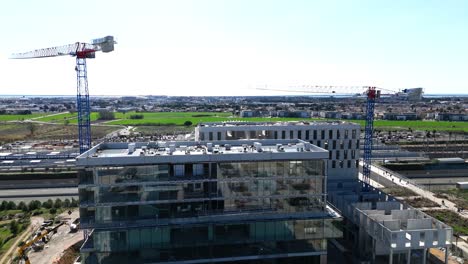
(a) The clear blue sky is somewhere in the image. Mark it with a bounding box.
[0,0,467,96]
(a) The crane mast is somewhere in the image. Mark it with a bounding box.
[76,55,91,153]
[11,36,115,153]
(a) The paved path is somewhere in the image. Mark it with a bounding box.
[29,112,69,121]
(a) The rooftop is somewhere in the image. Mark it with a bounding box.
[76,139,328,166]
[197,120,360,128]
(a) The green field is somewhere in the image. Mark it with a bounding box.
[0,114,46,121]
[35,112,100,124]
[107,112,233,126]
[108,113,468,132]
[5,112,468,132]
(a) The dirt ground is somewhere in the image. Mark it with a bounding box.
[0,123,118,143]
[27,210,82,264]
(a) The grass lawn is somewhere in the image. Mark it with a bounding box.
[382,186,417,197]
[435,189,468,209]
[0,114,47,121]
[35,112,100,124]
[424,209,468,235]
[0,219,28,257]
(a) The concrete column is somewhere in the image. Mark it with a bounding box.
[221,131,226,140]
[407,249,411,264]
[445,247,448,264]
[389,248,393,264]
[371,238,376,263]
[422,248,427,264]
[320,254,327,264]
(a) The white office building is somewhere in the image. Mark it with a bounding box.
[195,121,360,192]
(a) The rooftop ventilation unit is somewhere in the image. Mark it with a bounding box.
[254,142,262,152]
[128,143,136,154]
[168,144,176,155]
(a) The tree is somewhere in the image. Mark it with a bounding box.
[27,123,37,136]
[183,120,193,127]
[10,220,19,235]
[17,201,28,212]
[70,198,79,207]
[43,199,53,209]
[97,110,115,121]
[28,200,41,211]
[54,198,63,209]
[0,201,8,211]
[7,201,16,210]
[64,198,71,208]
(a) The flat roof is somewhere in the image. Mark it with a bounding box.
[77,139,329,167]
[197,120,360,128]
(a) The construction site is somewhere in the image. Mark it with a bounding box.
[0,29,465,264]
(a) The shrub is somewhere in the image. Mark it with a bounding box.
[97,110,115,120]
[64,199,71,208]
[129,114,144,120]
[183,120,193,127]
[49,208,57,214]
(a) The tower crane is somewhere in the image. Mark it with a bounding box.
[257,85,397,187]
[11,36,116,153]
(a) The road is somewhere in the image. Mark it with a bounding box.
[0,187,78,202]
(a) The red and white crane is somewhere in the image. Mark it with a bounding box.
[11,36,116,153]
[257,85,399,187]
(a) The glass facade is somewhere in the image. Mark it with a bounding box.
[80,159,340,264]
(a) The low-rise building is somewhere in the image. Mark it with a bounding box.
[435,113,468,121]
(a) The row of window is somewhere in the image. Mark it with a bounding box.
[327,150,357,160]
[80,161,325,186]
[202,129,358,141]
[90,220,335,251]
[81,195,328,224]
[331,160,359,169]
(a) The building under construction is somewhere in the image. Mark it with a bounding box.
[78,139,342,263]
